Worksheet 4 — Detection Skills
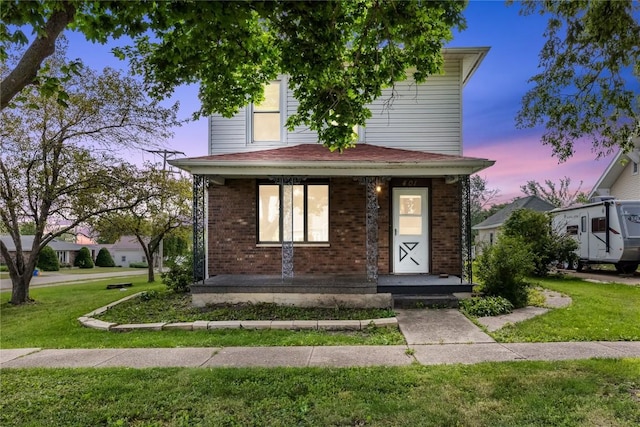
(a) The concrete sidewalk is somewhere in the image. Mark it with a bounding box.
[1,342,639,368]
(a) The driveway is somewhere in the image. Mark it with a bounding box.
[558,269,640,285]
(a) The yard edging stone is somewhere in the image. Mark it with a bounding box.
[78,292,399,332]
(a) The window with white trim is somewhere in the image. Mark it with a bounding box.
[258,183,329,243]
[252,81,282,143]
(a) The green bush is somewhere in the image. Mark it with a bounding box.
[94,248,115,267]
[476,236,534,308]
[37,246,60,271]
[460,296,514,317]
[74,247,94,269]
[161,254,192,293]
[502,209,577,276]
[129,262,149,268]
[0,264,8,272]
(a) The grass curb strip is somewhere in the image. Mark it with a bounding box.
[78,292,399,332]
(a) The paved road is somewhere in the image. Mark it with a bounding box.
[0,269,147,290]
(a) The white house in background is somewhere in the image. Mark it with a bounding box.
[472,196,557,254]
[589,138,640,200]
[111,236,147,267]
[0,235,83,266]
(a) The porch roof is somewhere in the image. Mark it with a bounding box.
[169,144,495,178]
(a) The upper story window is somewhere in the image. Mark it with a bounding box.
[633,161,638,175]
[252,81,282,143]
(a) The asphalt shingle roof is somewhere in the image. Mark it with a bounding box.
[472,196,557,230]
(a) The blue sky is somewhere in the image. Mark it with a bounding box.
[65,1,617,204]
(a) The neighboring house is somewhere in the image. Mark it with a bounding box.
[0,235,83,266]
[472,196,557,255]
[170,47,495,307]
[110,236,147,267]
[588,138,640,200]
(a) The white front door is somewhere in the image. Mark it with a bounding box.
[393,188,429,273]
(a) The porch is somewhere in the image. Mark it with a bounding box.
[190,274,474,308]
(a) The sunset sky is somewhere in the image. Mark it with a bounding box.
[65,1,622,205]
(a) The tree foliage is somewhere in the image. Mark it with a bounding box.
[502,209,578,277]
[0,48,178,304]
[92,168,192,283]
[74,246,94,269]
[95,247,115,268]
[515,0,640,160]
[520,176,586,208]
[1,0,467,151]
[36,245,59,271]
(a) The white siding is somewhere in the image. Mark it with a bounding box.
[363,61,461,155]
[209,59,462,155]
[611,161,640,200]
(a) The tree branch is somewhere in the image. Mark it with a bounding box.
[0,2,76,110]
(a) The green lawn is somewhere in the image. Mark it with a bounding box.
[490,276,640,342]
[2,359,639,426]
[0,277,404,348]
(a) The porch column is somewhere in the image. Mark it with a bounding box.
[271,177,302,281]
[192,174,207,284]
[358,177,380,282]
[459,175,473,284]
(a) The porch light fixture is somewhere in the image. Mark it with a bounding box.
[376,185,382,193]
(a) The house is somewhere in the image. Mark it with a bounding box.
[170,47,495,307]
[0,235,83,266]
[110,236,147,267]
[472,196,557,254]
[588,138,640,200]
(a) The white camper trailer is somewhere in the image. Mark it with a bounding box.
[551,198,640,274]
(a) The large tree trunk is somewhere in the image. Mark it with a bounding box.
[11,272,34,305]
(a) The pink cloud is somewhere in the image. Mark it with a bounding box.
[466,137,613,204]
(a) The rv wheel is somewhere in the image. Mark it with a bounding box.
[576,261,584,272]
[615,263,639,274]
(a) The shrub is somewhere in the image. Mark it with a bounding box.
[95,248,115,267]
[0,264,8,272]
[460,296,514,317]
[476,235,534,308]
[74,247,94,269]
[129,262,149,268]
[37,246,59,271]
[502,209,577,276]
[162,254,192,293]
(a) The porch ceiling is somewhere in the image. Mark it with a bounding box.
[169,144,495,178]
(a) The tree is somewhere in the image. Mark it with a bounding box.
[501,209,577,277]
[470,175,500,226]
[515,0,640,161]
[37,246,59,271]
[0,49,179,305]
[95,247,115,267]
[520,176,584,208]
[74,246,94,269]
[1,1,466,151]
[93,168,192,283]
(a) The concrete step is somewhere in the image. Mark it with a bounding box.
[393,294,459,309]
[378,284,473,295]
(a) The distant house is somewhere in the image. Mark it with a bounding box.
[472,196,557,253]
[0,235,83,266]
[588,139,640,200]
[110,236,147,267]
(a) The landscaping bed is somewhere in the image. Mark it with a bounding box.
[94,290,396,324]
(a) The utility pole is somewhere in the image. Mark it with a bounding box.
[145,149,186,272]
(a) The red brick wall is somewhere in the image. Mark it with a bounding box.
[430,178,462,275]
[208,177,461,276]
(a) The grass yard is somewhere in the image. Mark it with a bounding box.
[490,276,640,342]
[2,359,639,426]
[0,277,404,348]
